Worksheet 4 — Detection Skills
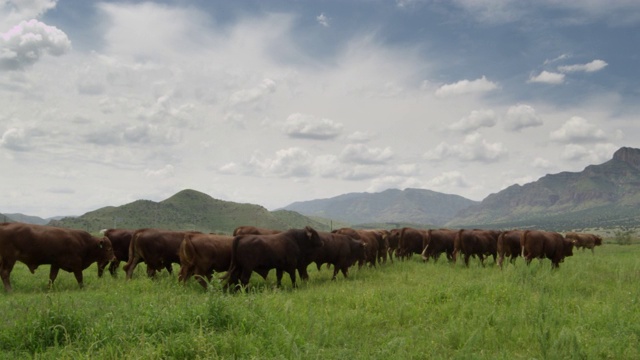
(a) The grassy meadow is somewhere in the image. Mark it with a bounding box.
[1,244,639,359]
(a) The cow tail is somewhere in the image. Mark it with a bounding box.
[220,235,241,281]
[122,230,140,272]
[520,230,530,258]
[179,234,196,268]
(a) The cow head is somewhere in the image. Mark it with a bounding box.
[595,235,603,246]
[304,226,323,248]
[562,238,575,258]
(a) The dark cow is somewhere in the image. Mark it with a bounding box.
[297,231,366,281]
[497,230,524,268]
[123,228,200,279]
[421,228,457,262]
[387,228,401,263]
[0,222,115,292]
[565,232,603,254]
[232,226,282,236]
[521,230,574,268]
[332,228,379,268]
[98,228,134,277]
[223,226,323,290]
[397,227,428,261]
[371,229,389,265]
[178,233,234,288]
[453,229,500,267]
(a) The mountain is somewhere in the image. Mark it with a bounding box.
[49,189,329,234]
[448,147,640,229]
[281,188,478,226]
[2,213,51,225]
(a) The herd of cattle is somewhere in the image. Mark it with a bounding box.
[0,222,603,292]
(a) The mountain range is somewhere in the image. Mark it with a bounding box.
[5,146,640,232]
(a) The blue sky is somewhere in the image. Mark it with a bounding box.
[1,0,639,218]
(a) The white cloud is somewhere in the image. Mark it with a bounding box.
[366,176,423,193]
[340,144,394,164]
[427,171,470,189]
[558,59,608,73]
[0,127,29,151]
[0,0,58,30]
[250,147,314,177]
[316,13,330,27]
[284,113,343,140]
[448,109,497,133]
[504,104,543,131]
[228,78,277,107]
[347,131,372,143]
[532,157,552,170]
[435,76,498,97]
[527,71,565,84]
[0,19,71,71]
[145,164,175,178]
[425,132,507,163]
[550,116,607,143]
[561,143,618,163]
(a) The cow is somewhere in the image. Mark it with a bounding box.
[332,228,379,268]
[497,230,524,268]
[371,229,390,265]
[521,230,574,269]
[387,228,401,263]
[178,233,234,289]
[421,228,457,262]
[297,231,366,281]
[222,226,323,290]
[0,222,115,292]
[565,232,603,254]
[98,228,135,277]
[397,227,429,261]
[232,226,282,236]
[123,228,200,280]
[453,229,500,267]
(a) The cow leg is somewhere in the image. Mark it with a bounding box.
[0,259,16,292]
[108,260,120,277]
[124,255,141,280]
[288,269,297,288]
[165,264,173,274]
[97,262,107,278]
[464,254,471,267]
[48,265,60,288]
[73,270,84,288]
[275,269,284,287]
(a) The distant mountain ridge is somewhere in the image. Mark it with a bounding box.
[49,189,330,234]
[447,147,640,229]
[282,188,478,226]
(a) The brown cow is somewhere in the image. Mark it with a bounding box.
[123,228,200,279]
[332,228,379,268]
[565,232,603,254]
[453,229,499,267]
[397,227,428,261]
[297,231,366,281]
[232,226,282,236]
[178,233,234,288]
[98,228,134,277]
[387,228,401,263]
[421,228,456,262]
[222,226,323,290]
[521,230,574,268]
[0,222,115,292]
[497,230,524,268]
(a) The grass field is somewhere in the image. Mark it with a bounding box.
[1,244,639,359]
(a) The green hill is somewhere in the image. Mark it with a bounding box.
[49,189,330,234]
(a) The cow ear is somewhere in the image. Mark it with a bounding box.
[98,239,103,249]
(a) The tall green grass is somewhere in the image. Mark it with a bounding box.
[1,245,639,359]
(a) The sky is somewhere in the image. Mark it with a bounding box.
[1,0,640,218]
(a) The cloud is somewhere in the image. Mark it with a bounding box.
[503,104,543,131]
[316,13,330,27]
[425,132,507,163]
[347,131,372,143]
[427,171,471,189]
[435,76,498,97]
[532,157,552,170]
[284,113,343,140]
[0,0,58,30]
[550,116,606,143]
[448,109,497,133]
[561,143,618,163]
[228,78,277,107]
[145,164,175,178]
[558,59,608,73]
[340,144,394,164]
[0,19,71,71]
[250,147,314,177]
[0,127,29,151]
[527,71,565,84]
